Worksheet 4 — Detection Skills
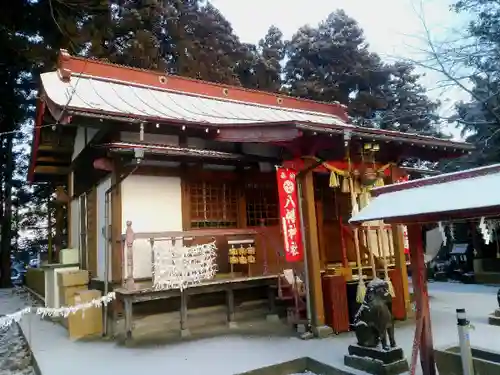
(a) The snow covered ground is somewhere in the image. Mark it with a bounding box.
[0,281,499,375]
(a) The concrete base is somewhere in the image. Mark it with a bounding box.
[312,324,333,338]
[228,321,239,329]
[435,345,500,375]
[235,356,353,375]
[265,314,280,323]
[344,355,409,375]
[489,314,500,326]
[488,309,500,326]
[344,345,409,375]
[180,328,191,338]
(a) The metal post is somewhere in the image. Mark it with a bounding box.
[456,308,474,375]
[297,178,312,330]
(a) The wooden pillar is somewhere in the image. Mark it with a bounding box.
[392,225,411,318]
[47,196,53,263]
[67,173,73,247]
[408,224,436,375]
[54,202,64,260]
[315,201,327,269]
[110,160,123,283]
[87,187,98,278]
[301,169,327,331]
[180,165,191,231]
[389,168,411,317]
[124,221,135,289]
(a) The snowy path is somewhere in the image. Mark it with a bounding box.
[1,282,499,375]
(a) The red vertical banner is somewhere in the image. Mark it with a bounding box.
[276,167,303,262]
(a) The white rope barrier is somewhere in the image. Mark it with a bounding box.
[0,292,116,330]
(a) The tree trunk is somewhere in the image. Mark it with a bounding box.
[0,133,14,288]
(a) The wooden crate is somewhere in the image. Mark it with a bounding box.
[67,290,103,340]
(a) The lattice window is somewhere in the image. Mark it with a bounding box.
[188,181,238,228]
[314,174,350,222]
[245,181,279,227]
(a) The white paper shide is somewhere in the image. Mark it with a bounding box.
[152,239,218,291]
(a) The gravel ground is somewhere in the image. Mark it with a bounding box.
[0,324,36,375]
[0,289,37,375]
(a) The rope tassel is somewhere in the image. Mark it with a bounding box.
[356,278,366,303]
[329,171,339,188]
[353,227,366,303]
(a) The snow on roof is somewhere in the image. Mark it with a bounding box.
[40,72,349,127]
[349,164,500,224]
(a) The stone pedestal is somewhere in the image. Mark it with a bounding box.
[344,344,409,375]
[488,309,500,326]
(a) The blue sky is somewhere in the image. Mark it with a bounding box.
[210,0,471,139]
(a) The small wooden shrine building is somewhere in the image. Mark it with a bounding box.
[28,49,473,335]
[350,164,500,374]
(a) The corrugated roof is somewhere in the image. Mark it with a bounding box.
[349,164,500,224]
[40,72,349,127]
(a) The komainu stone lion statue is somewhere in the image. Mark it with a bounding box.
[352,278,396,350]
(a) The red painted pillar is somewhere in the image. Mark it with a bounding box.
[407,224,436,375]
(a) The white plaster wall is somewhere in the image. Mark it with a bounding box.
[69,198,80,250]
[71,127,99,161]
[120,131,179,145]
[121,175,183,279]
[96,177,111,281]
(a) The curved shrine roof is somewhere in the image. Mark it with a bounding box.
[350,164,500,224]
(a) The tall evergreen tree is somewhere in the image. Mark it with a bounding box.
[375,62,442,135]
[235,26,286,92]
[255,25,285,92]
[185,1,242,84]
[110,0,168,70]
[434,0,500,170]
[284,10,390,119]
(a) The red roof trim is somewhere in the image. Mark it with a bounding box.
[371,164,500,197]
[27,99,46,183]
[57,49,348,121]
[296,123,473,149]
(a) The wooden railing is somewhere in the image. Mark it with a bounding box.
[338,221,396,277]
[120,221,287,289]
